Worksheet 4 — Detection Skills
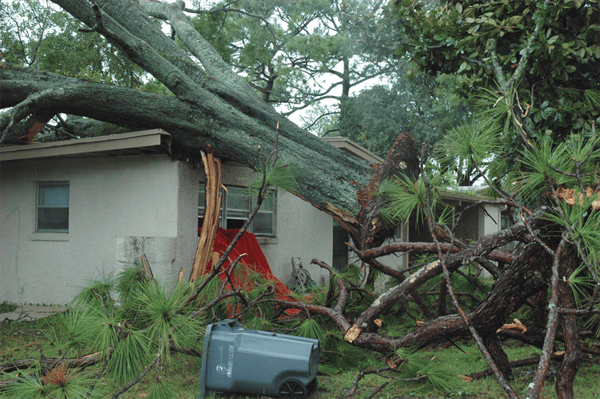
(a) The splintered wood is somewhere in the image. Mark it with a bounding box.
[141,254,154,280]
[496,318,527,334]
[325,201,358,224]
[190,150,223,281]
[344,324,363,343]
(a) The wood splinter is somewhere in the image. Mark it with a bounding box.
[496,318,527,334]
[344,324,363,343]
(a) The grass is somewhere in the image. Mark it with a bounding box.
[0,302,17,314]
[1,314,599,399]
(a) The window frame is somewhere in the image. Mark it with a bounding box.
[198,184,276,236]
[36,182,70,233]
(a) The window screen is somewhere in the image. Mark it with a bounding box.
[37,183,69,232]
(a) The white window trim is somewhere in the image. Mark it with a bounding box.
[35,182,70,233]
[30,232,69,241]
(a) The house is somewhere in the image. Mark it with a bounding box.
[0,130,502,305]
[409,187,507,244]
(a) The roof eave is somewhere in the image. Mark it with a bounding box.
[0,129,171,161]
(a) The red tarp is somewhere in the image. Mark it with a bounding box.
[198,228,299,315]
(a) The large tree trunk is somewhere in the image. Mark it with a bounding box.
[1,3,593,397]
[0,0,379,221]
[1,64,374,216]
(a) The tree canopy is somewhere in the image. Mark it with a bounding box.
[1,1,600,399]
[393,0,599,140]
[188,0,399,131]
[338,71,473,158]
[0,0,144,87]
[390,0,599,190]
[0,0,379,217]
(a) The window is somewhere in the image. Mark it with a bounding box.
[501,212,511,230]
[37,182,69,232]
[198,185,275,235]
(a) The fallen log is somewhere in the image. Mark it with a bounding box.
[461,354,565,382]
[0,352,102,374]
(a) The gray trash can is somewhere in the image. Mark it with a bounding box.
[199,319,319,398]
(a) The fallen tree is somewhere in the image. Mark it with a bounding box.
[1,1,599,399]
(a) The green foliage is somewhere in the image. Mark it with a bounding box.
[116,266,151,305]
[380,174,440,227]
[147,381,178,399]
[295,318,326,341]
[191,0,398,132]
[88,307,119,353]
[198,272,223,301]
[46,306,97,350]
[392,0,600,140]
[1,369,101,399]
[546,192,600,268]
[390,0,600,216]
[338,70,474,158]
[106,330,152,385]
[510,134,600,205]
[71,278,114,308]
[435,116,502,186]
[438,117,500,166]
[0,376,46,399]
[404,355,453,392]
[379,316,411,338]
[0,301,16,313]
[510,138,572,205]
[332,264,363,287]
[249,158,301,195]
[568,265,595,309]
[132,281,202,360]
[0,0,144,87]
[35,267,209,393]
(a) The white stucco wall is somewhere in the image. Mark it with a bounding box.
[479,204,503,238]
[264,190,332,286]
[0,154,194,305]
[1,155,343,305]
[175,161,202,282]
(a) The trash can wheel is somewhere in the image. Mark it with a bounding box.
[279,378,308,399]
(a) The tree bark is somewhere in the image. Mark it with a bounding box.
[482,334,512,379]
[532,289,548,329]
[374,240,551,351]
[0,64,372,216]
[270,213,550,355]
[556,254,582,399]
[351,212,544,334]
[1,0,380,218]
[356,132,420,249]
